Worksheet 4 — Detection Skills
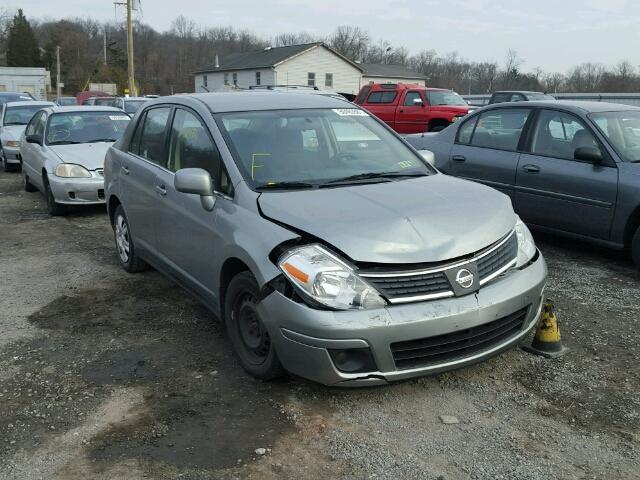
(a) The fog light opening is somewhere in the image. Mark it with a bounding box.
[68,191,76,199]
[328,347,377,374]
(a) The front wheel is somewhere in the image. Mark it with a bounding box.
[113,205,148,273]
[23,173,37,192]
[43,175,67,216]
[632,227,640,269]
[2,153,16,172]
[224,271,285,380]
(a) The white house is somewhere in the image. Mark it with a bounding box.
[193,43,427,97]
[0,67,51,100]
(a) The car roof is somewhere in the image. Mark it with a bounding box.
[483,100,640,113]
[492,91,546,95]
[42,106,125,114]
[158,92,353,113]
[4,101,54,108]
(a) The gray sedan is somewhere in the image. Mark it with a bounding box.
[406,101,640,268]
[20,106,130,215]
[104,92,547,386]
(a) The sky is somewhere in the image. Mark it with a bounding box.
[16,0,640,73]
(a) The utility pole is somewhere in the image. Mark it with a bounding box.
[126,0,136,96]
[103,30,107,65]
[56,46,61,100]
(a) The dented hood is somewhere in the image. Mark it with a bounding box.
[49,142,112,171]
[258,174,516,264]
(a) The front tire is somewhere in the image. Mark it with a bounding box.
[224,271,284,380]
[23,173,37,192]
[43,175,67,216]
[113,205,148,273]
[2,153,16,172]
[632,227,640,269]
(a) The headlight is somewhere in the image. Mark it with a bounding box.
[55,163,92,178]
[278,244,386,310]
[515,217,536,267]
[5,140,19,148]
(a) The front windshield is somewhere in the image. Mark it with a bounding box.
[528,93,556,101]
[124,100,146,114]
[3,105,44,126]
[427,91,467,106]
[57,98,77,106]
[217,108,432,188]
[93,98,120,108]
[590,111,640,162]
[46,111,130,145]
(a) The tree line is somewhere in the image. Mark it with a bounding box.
[1,9,639,96]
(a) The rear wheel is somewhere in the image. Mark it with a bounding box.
[113,205,148,273]
[23,172,37,192]
[43,175,67,216]
[632,227,640,269]
[224,271,284,380]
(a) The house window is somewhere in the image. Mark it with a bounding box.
[325,73,333,88]
[255,71,261,86]
[307,72,316,87]
[233,73,238,86]
[224,73,229,85]
[203,75,208,88]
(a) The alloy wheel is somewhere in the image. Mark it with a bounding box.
[115,214,131,263]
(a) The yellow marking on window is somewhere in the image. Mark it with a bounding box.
[251,153,271,180]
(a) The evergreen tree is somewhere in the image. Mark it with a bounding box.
[7,9,41,67]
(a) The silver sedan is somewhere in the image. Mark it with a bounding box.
[20,106,130,215]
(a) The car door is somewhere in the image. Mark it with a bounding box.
[395,91,427,133]
[514,108,618,240]
[447,107,532,200]
[120,105,172,256]
[22,111,48,190]
[155,107,231,302]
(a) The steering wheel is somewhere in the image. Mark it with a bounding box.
[49,128,71,142]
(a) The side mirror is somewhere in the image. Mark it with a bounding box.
[26,134,43,145]
[413,97,424,106]
[418,149,436,166]
[574,146,603,163]
[174,168,216,211]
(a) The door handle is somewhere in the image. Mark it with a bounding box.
[522,164,540,173]
[121,165,130,175]
[452,155,466,162]
[399,109,404,113]
[155,185,167,196]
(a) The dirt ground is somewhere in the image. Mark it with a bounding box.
[0,169,638,480]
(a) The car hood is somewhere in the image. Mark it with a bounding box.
[258,174,516,264]
[49,142,112,170]
[1,125,27,142]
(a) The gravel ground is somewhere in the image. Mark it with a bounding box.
[0,169,638,479]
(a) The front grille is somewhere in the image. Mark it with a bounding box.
[367,271,450,300]
[390,307,529,370]
[360,231,517,303]
[478,233,517,280]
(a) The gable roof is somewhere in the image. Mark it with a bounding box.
[360,63,426,80]
[194,42,363,74]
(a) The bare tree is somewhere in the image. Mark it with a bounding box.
[328,25,369,61]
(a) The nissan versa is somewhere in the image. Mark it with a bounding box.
[104,92,547,386]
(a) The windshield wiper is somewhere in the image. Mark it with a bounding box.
[323,171,427,185]
[255,181,316,191]
[48,140,82,145]
[87,138,117,143]
[4,122,26,126]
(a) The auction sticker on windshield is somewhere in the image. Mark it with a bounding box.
[332,108,369,116]
[109,115,130,121]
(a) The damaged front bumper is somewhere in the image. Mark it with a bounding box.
[258,251,547,386]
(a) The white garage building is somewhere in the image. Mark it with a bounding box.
[0,67,51,100]
[193,43,427,97]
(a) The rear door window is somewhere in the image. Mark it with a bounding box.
[469,108,531,151]
[133,107,171,166]
[366,91,397,104]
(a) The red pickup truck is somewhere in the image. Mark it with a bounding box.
[354,83,469,134]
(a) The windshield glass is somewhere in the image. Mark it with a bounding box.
[527,93,556,101]
[93,97,120,108]
[124,100,146,114]
[46,111,130,145]
[57,97,77,106]
[590,111,640,162]
[217,108,432,188]
[4,105,45,126]
[0,94,33,105]
[426,91,467,106]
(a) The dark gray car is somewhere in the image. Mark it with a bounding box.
[105,92,546,386]
[406,101,640,267]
